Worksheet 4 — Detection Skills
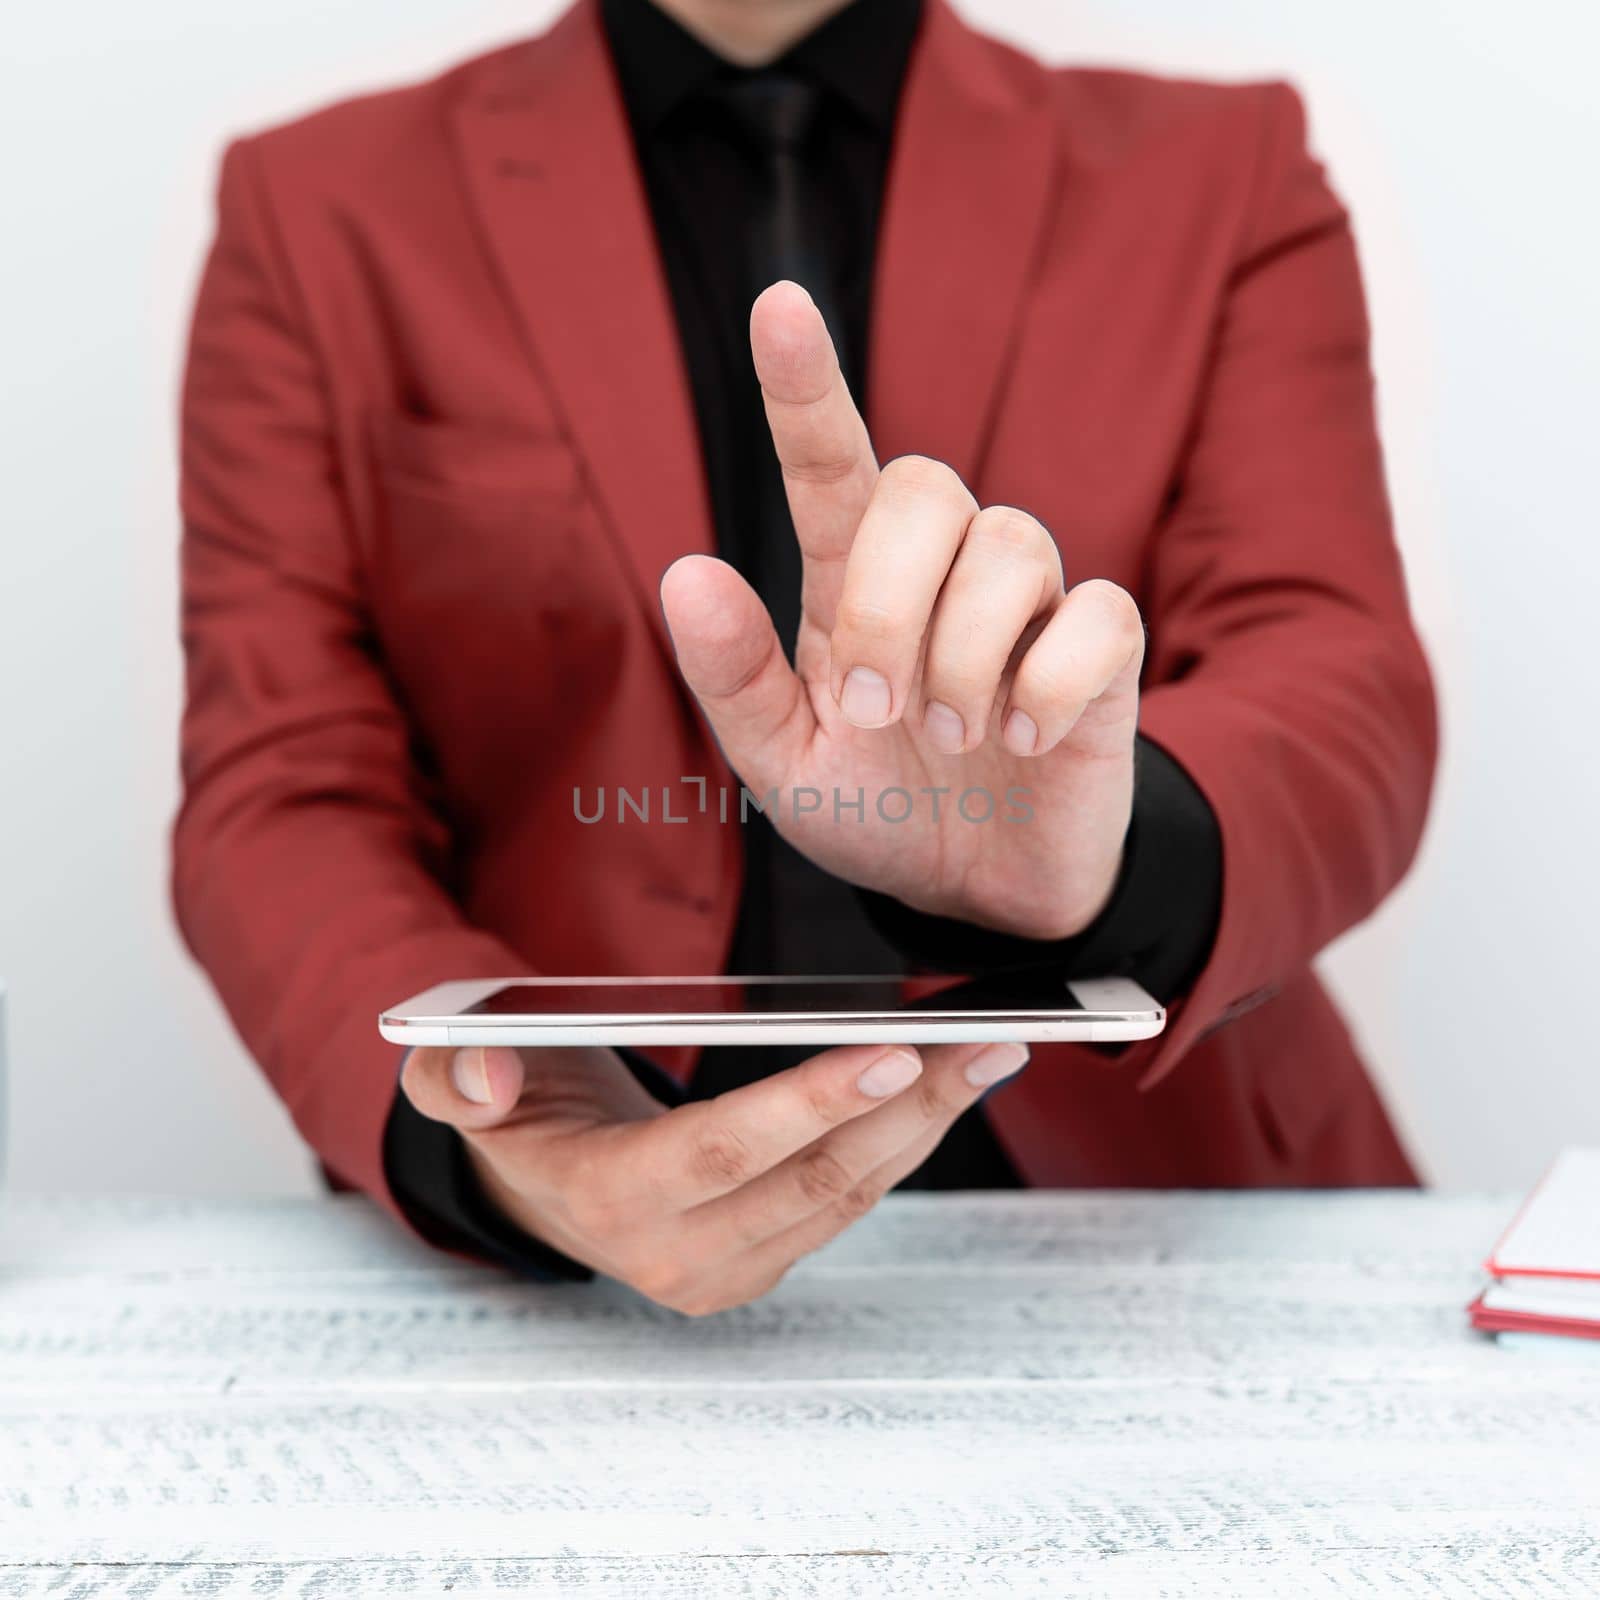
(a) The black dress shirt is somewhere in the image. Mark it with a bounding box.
[382,0,1224,1277]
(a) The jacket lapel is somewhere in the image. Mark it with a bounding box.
[869,0,1060,487]
[450,0,1058,651]
[450,0,713,662]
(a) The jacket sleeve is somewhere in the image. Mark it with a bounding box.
[172,138,528,1210]
[1127,82,1439,1088]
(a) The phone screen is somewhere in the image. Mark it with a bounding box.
[462,973,1091,1019]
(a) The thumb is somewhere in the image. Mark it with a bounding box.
[400,1044,527,1133]
[660,553,814,793]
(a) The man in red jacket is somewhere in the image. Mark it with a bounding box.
[175,0,1436,1313]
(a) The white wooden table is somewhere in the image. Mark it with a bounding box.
[0,1192,1595,1597]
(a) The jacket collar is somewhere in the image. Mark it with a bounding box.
[450,0,1059,658]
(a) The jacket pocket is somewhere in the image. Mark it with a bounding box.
[363,408,622,713]
[367,410,584,504]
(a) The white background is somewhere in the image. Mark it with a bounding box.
[2,0,1597,1196]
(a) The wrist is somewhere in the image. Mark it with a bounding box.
[917,823,1130,942]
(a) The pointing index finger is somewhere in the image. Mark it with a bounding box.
[750,280,879,634]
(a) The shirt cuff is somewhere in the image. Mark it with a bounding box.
[381,1048,687,1282]
[856,734,1222,1003]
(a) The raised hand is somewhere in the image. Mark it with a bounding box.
[659,281,1144,941]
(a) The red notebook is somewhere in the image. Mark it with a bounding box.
[1469,1149,1600,1341]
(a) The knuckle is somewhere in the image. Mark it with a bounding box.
[834,594,907,643]
[632,1258,695,1310]
[671,1295,724,1320]
[831,1177,884,1225]
[801,1077,849,1128]
[921,641,995,701]
[674,1283,755,1318]
[560,1154,634,1241]
[1079,578,1143,640]
[562,1187,623,1244]
[751,1264,793,1303]
[635,1262,757,1318]
[915,1071,966,1122]
[784,441,862,487]
[1012,655,1078,712]
[969,503,1045,556]
[689,1125,757,1189]
[880,452,969,506]
[794,1145,856,1208]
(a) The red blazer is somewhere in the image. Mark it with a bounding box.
[175,0,1437,1217]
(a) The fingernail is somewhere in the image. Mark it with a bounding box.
[857,1047,922,1099]
[923,700,965,754]
[1003,708,1038,756]
[965,1042,1030,1088]
[839,666,892,728]
[451,1046,494,1104]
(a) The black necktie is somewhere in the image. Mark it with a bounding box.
[710,70,849,654]
[717,73,848,373]
[694,69,908,989]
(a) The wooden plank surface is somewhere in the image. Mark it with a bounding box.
[0,1192,1596,1597]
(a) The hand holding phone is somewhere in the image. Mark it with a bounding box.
[399,1034,1027,1317]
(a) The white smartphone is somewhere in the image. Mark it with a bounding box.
[378,973,1165,1049]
